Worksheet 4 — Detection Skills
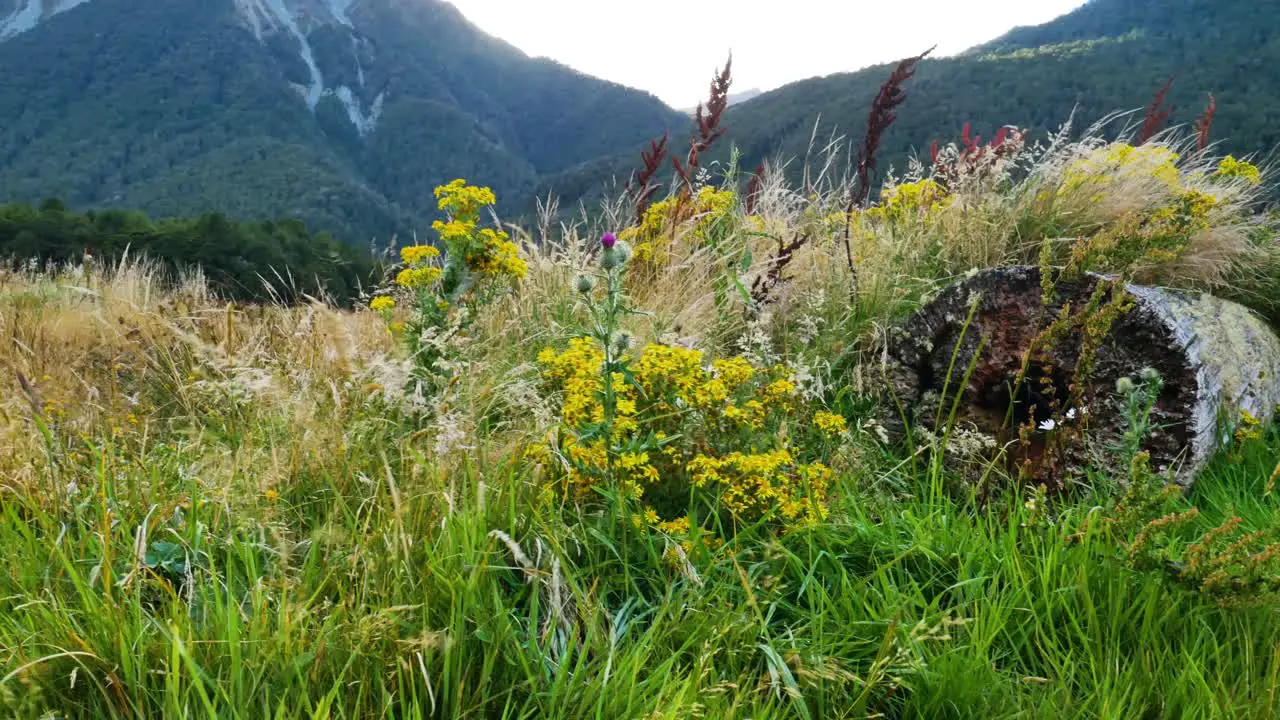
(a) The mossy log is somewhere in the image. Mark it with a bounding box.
[881,266,1280,488]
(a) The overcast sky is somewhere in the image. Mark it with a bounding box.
[447,0,1088,108]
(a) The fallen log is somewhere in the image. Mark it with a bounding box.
[881,266,1280,488]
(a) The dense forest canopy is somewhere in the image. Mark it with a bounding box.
[0,200,378,304]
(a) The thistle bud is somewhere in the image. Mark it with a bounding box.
[601,232,617,249]
[1116,377,1136,395]
[575,275,594,294]
[601,248,621,269]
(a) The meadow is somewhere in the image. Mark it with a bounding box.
[3,107,1280,719]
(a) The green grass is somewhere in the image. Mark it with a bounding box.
[3,415,1278,718]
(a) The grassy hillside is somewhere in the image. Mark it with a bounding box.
[3,121,1280,717]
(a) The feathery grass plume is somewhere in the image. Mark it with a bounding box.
[1195,93,1217,151]
[628,133,669,225]
[673,53,732,196]
[845,46,933,292]
[1138,75,1176,145]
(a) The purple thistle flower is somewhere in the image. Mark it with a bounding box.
[601,232,617,249]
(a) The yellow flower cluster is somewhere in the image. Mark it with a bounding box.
[538,338,611,427]
[432,219,474,243]
[631,343,708,399]
[395,266,443,289]
[722,400,767,429]
[624,187,738,267]
[865,178,950,222]
[688,450,832,525]
[535,338,834,532]
[434,178,496,217]
[813,410,848,436]
[369,296,396,312]
[1235,409,1264,446]
[470,228,528,280]
[653,515,691,536]
[400,245,441,265]
[430,180,527,282]
[1216,156,1262,185]
[695,186,738,219]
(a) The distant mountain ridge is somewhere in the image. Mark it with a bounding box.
[547,0,1278,206]
[0,0,688,241]
[2,0,1275,241]
[720,0,1279,182]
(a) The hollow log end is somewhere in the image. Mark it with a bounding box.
[879,266,1280,490]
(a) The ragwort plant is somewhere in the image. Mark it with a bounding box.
[371,179,526,390]
[531,232,848,542]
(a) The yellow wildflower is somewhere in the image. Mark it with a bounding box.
[1063,142,1183,198]
[656,516,692,536]
[369,296,396,312]
[434,179,496,216]
[1216,156,1262,185]
[433,219,476,243]
[467,229,527,280]
[723,400,766,429]
[762,378,796,403]
[712,356,755,387]
[632,344,706,398]
[395,266,443,289]
[400,245,441,265]
[813,411,848,436]
[523,443,552,464]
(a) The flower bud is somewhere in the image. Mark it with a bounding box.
[575,275,594,294]
[1139,367,1161,383]
[601,248,621,269]
[601,232,617,249]
[1116,377,1136,395]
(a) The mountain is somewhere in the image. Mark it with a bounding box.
[0,0,688,242]
[717,0,1279,183]
[546,0,1278,205]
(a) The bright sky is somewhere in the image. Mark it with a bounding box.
[447,0,1089,109]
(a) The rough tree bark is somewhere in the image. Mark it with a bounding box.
[881,266,1280,488]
